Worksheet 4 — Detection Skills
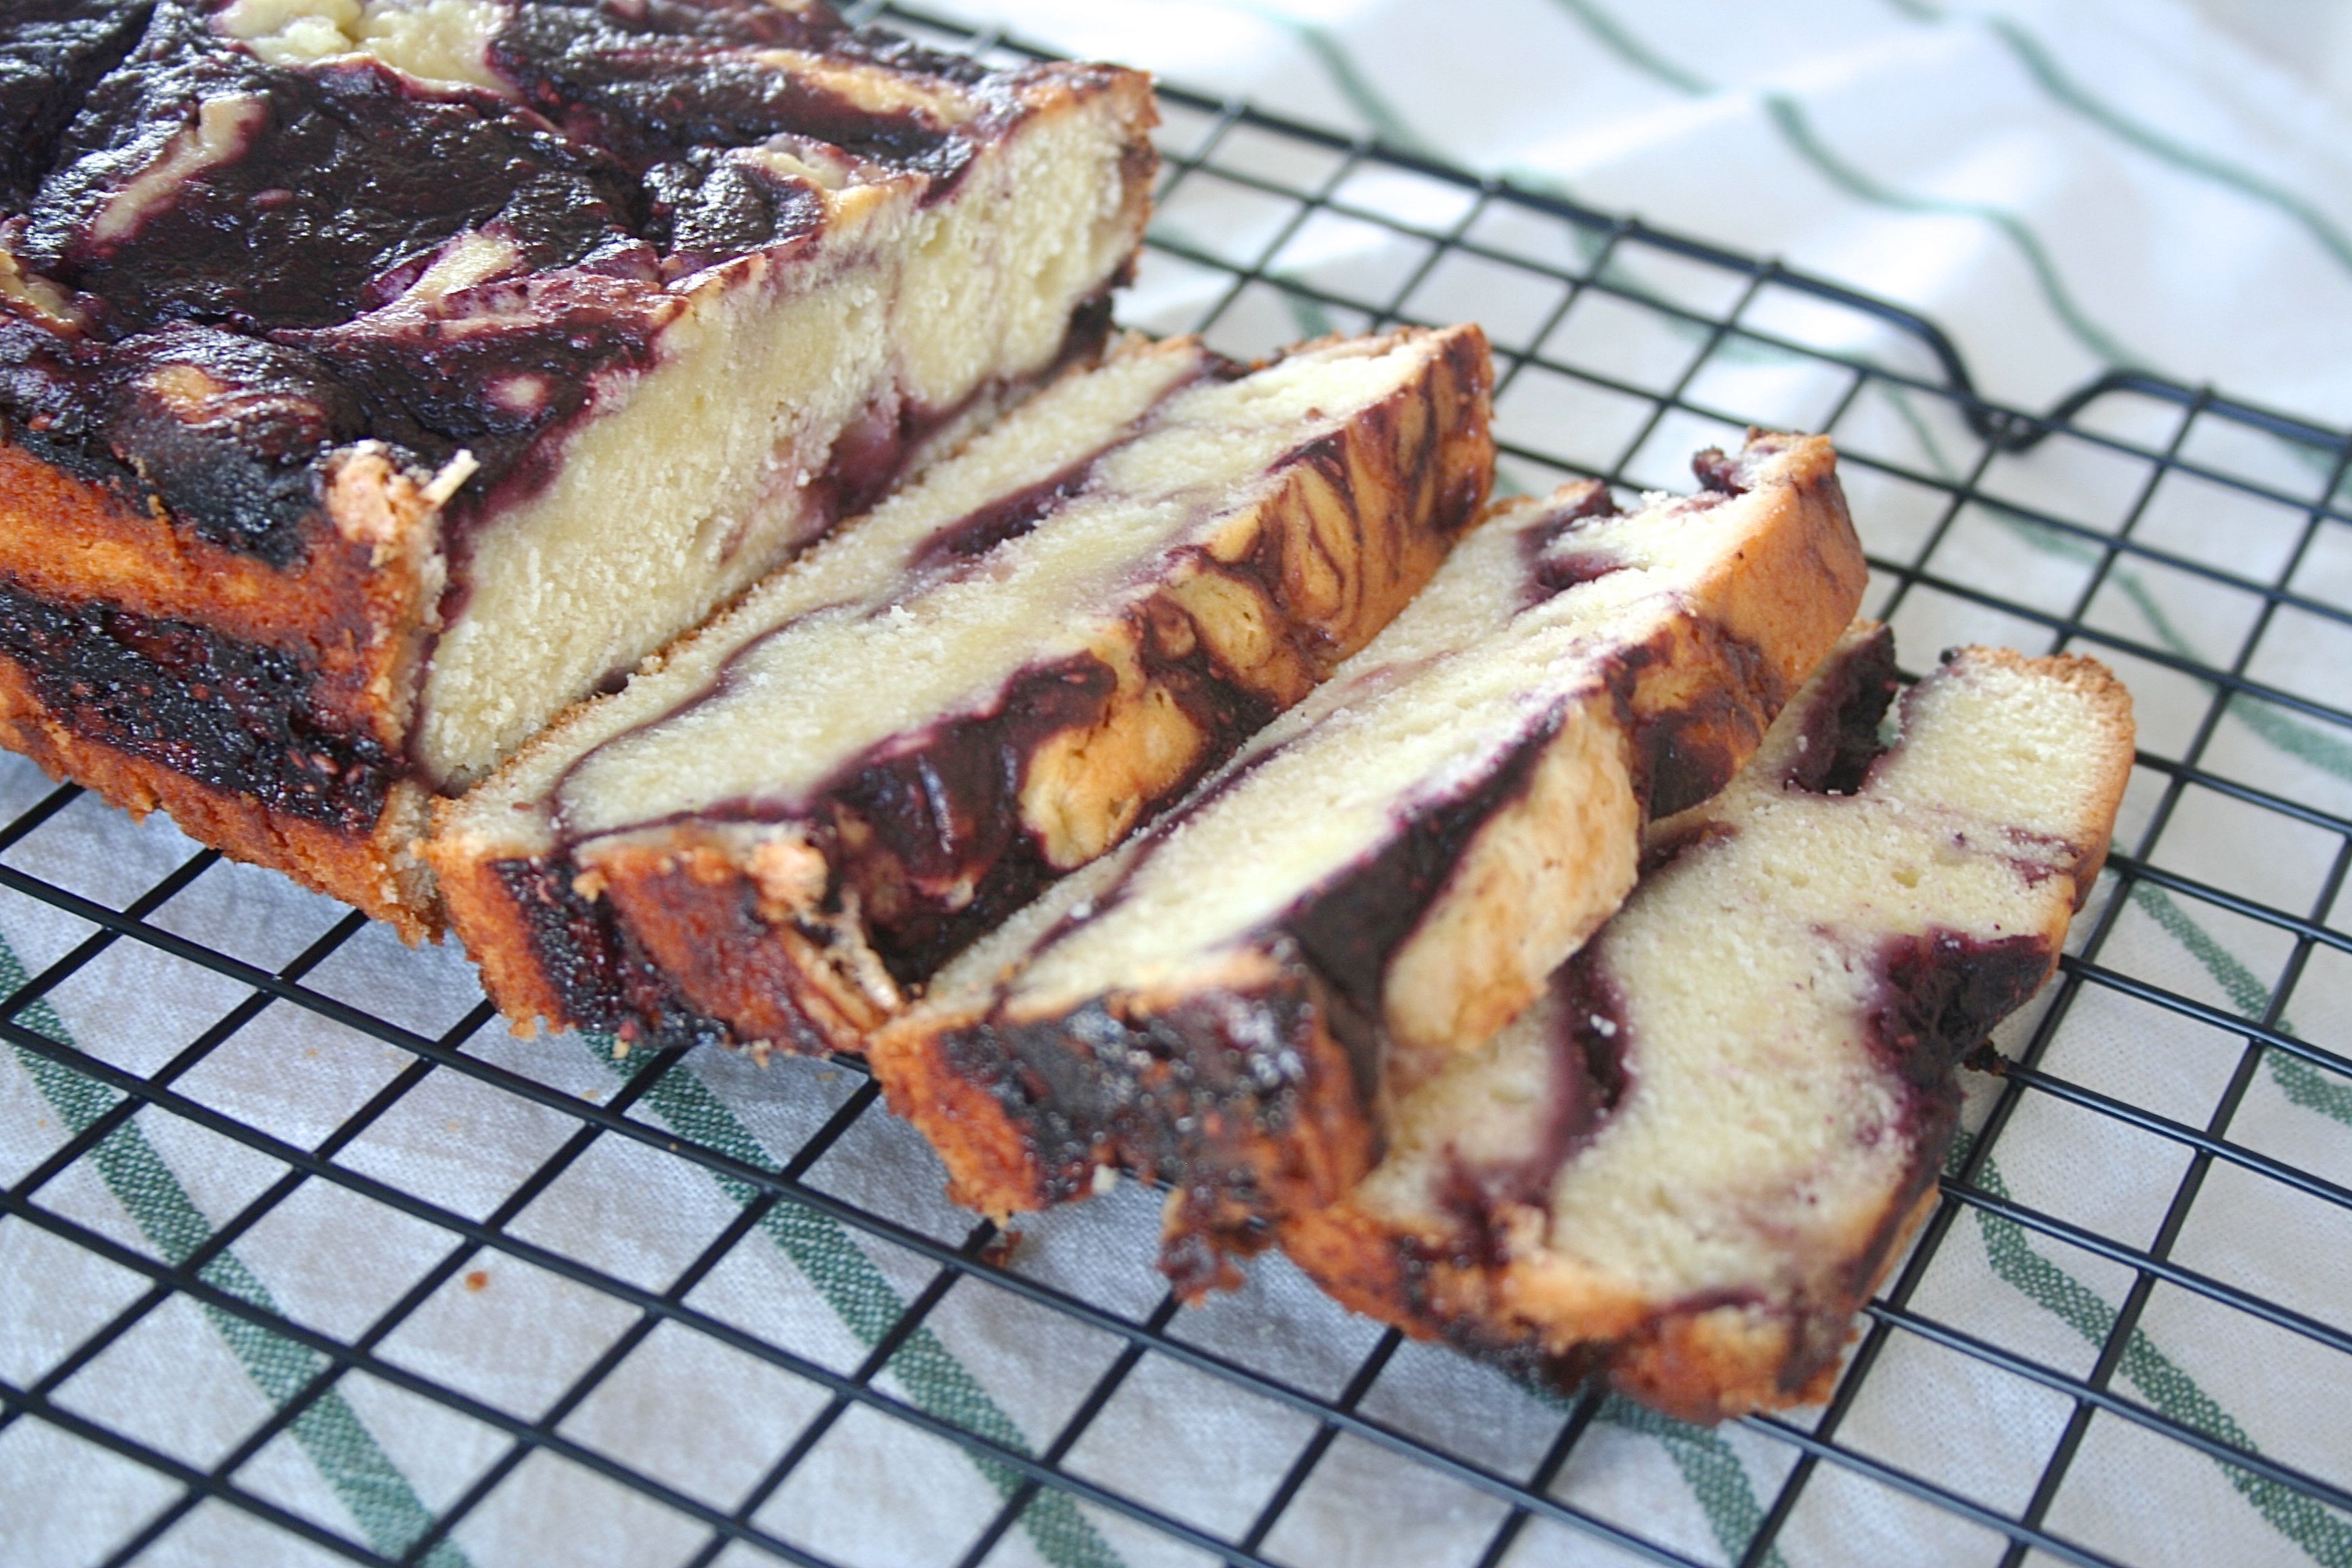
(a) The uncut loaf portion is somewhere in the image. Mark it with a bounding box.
[431,325,1494,1054]
[870,431,1867,1289]
[0,0,1156,935]
[1283,624,2132,1420]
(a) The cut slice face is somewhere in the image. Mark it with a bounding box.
[869,431,1868,1288]
[1281,623,2135,1422]
[431,325,1495,1054]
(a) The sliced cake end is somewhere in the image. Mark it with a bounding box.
[1281,623,2134,1420]
[869,430,1868,1287]
[432,325,1495,1052]
[0,0,1156,932]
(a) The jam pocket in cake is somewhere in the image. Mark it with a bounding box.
[0,0,1156,933]
[1281,622,2134,1421]
[868,430,1867,1290]
[430,325,1494,1054]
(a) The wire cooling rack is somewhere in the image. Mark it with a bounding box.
[5,7,2351,1567]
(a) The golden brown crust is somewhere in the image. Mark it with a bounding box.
[0,647,436,936]
[870,947,1381,1281]
[1066,66,1160,277]
[1706,430,1874,698]
[1602,1183,1939,1422]
[1277,1141,1942,1423]
[1607,1312,1841,1424]
[0,437,444,932]
[0,440,444,744]
[880,1025,1065,1221]
[0,444,284,621]
[1379,713,1639,1078]
[430,831,576,1025]
[593,830,887,1051]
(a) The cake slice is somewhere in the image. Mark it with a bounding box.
[1282,624,2134,1420]
[869,431,1867,1286]
[431,325,1494,1054]
[0,0,1156,934]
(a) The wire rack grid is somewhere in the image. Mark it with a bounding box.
[3,6,2351,1567]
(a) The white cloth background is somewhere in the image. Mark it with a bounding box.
[3,3,2350,1567]
[949,0,2352,424]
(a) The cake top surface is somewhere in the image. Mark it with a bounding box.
[0,0,1137,562]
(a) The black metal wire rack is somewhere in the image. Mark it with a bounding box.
[5,6,2352,1567]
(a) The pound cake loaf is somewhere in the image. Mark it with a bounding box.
[431,325,1494,1054]
[0,0,1156,934]
[1283,624,2134,1420]
[870,431,1867,1287]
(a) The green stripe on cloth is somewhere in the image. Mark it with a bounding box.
[2130,881,2352,1130]
[1544,0,1708,94]
[1514,1384,1789,1566]
[611,1030,1803,1567]
[1985,16,2352,278]
[1757,95,2137,369]
[1972,476,2350,782]
[1597,1396,1791,1568]
[0,938,470,1567]
[1932,419,2352,786]
[2227,692,2352,785]
[1884,3,2352,278]
[1281,291,1339,340]
[1542,0,2140,370]
[1877,382,1968,480]
[1186,11,1855,412]
[1952,1138,2352,1565]
[585,1037,1125,1568]
[1203,1,1437,155]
